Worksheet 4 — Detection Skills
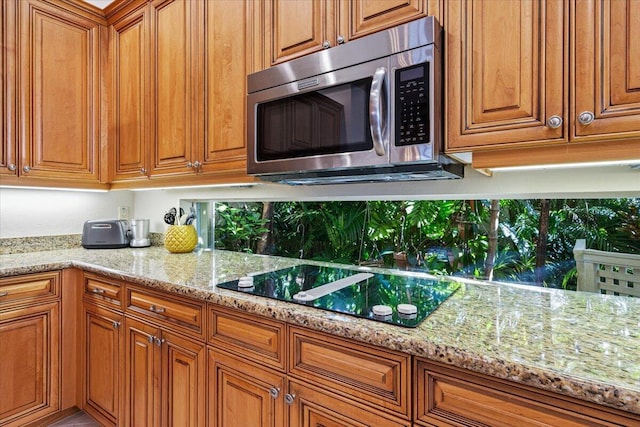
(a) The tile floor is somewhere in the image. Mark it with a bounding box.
[47,411,100,427]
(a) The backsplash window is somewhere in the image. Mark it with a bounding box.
[207,199,639,292]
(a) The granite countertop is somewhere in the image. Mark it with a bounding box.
[1,246,638,415]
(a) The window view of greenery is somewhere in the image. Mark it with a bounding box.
[212,199,639,291]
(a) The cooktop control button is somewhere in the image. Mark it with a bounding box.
[237,276,254,288]
[372,305,393,317]
[397,303,417,315]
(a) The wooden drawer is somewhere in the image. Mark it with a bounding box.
[125,285,205,338]
[289,326,410,419]
[0,271,60,307]
[83,273,123,309]
[415,359,640,427]
[208,305,286,371]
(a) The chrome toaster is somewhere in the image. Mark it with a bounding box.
[81,219,131,249]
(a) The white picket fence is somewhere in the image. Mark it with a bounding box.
[573,239,640,297]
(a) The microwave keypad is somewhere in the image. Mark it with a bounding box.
[396,64,429,146]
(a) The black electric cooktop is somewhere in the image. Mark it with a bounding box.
[217,264,461,328]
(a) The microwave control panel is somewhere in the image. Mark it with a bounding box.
[395,63,430,146]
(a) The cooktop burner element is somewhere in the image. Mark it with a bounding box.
[217,264,461,327]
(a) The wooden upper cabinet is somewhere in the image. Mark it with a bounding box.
[149,0,199,177]
[199,0,250,175]
[267,0,335,66]
[16,0,105,181]
[572,0,640,142]
[263,0,438,68]
[345,0,436,41]
[1,0,17,177]
[446,0,568,151]
[110,3,150,182]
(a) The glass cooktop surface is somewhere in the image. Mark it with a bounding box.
[216,264,461,328]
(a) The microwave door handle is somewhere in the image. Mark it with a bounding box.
[369,67,387,156]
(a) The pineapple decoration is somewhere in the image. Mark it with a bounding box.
[163,207,198,253]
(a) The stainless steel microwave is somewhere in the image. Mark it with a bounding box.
[247,17,462,185]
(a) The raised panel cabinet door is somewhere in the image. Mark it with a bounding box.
[124,317,160,427]
[344,0,435,41]
[266,0,337,65]
[83,304,123,427]
[446,0,568,151]
[1,0,17,177]
[16,0,102,180]
[287,380,409,427]
[110,4,150,182]
[208,350,285,427]
[572,0,640,142]
[0,302,60,427]
[199,0,249,175]
[149,0,199,177]
[161,330,205,427]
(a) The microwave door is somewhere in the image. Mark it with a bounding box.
[248,59,391,176]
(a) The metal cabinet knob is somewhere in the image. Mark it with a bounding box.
[547,115,563,129]
[22,165,30,173]
[90,288,105,294]
[0,291,8,297]
[154,336,165,346]
[193,161,201,169]
[284,393,296,405]
[112,320,120,329]
[578,111,595,125]
[269,387,280,399]
[148,335,154,344]
[140,167,147,174]
[322,40,331,49]
[149,304,166,313]
[7,163,16,171]
[186,161,194,168]
[337,35,345,44]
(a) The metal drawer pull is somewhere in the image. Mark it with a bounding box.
[284,393,296,405]
[90,288,106,294]
[149,305,166,313]
[0,291,8,297]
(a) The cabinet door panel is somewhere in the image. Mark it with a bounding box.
[17,0,101,180]
[200,0,248,174]
[111,6,149,181]
[1,0,17,177]
[162,330,205,427]
[208,350,285,427]
[572,0,640,141]
[84,304,122,426]
[0,302,59,427]
[268,0,334,65]
[346,0,430,40]
[150,0,197,176]
[125,317,159,427]
[287,380,408,427]
[446,0,567,150]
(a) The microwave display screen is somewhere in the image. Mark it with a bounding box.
[256,78,374,161]
[395,63,430,146]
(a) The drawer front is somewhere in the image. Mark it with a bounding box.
[0,271,60,307]
[126,286,204,338]
[415,359,639,427]
[289,327,410,418]
[208,305,286,371]
[83,274,123,308]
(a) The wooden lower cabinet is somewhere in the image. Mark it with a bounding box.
[208,349,285,427]
[0,301,60,426]
[415,358,640,427]
[83,302,123,427]
[124,315,205,427]
[287,379,409,427]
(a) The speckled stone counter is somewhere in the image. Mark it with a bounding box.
[1,247,638,415]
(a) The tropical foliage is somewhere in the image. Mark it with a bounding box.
[212,199,640,291]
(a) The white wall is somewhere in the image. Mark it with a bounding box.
[1,164,639,238]
[0,188,134,238]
